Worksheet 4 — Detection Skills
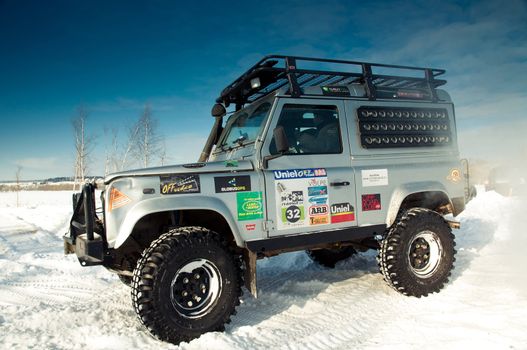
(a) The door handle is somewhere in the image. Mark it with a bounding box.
[330,181,350,187]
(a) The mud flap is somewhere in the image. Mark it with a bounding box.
[243,250,258,298]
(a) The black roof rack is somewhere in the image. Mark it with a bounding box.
[216,55,446,109]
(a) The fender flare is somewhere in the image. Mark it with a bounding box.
[112,196,242,249]
[385,181,451,227]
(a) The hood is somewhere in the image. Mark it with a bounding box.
[104,160,254,184]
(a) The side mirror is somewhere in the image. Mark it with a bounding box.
[262,126,290,169]
[211,103,226,118]
[274,126,289,153]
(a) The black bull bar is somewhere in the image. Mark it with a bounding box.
[63,183,108,266]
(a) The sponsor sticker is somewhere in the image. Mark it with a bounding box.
[273,168,326,180]
[330,203,355,223]
[361,169,389,187]
[274,168,330,230]
[321,86,351,97]
[308,186,328,196]
[362,194,382,211]
[245,223,256,231]
[447,169,462,183]
[237,191,264,221]
[160,175,200,195]
[214,175,251,193]
[309,205,329,216]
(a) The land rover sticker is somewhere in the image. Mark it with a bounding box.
[160,175,200,195]
[237,191,264,221]
[274,168,329,230]
[214,175,251,193]
[361,169,388,187]
[330,203,355,223]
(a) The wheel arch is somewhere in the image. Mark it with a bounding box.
[386,182,453,227]
[113,197,243,250]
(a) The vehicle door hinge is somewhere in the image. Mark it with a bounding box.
[262,220,274,232]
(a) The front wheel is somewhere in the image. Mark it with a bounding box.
[131,227,242,345]
[378,208,455,297]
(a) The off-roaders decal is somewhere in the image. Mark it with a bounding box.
[330,203,355,223]
[361,169,388,187]
[160,175,201,195]
[237,191,264,221]
[274,168,330,230]
[214,176,251,193]
[362,194,381,211]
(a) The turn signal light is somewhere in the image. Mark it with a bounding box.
[109,188,131,211]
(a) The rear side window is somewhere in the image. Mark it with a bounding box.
[270,104,342,155]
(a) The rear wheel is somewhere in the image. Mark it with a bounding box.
[307,246,357,268]
[378,208,455,297]
[131,226,242,344]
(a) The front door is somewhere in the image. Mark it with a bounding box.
[261,99,358,237]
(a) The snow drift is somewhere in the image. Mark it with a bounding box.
[0,190,525,349]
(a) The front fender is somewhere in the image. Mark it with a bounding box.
[112,195,242,249]
[385,181,450,227]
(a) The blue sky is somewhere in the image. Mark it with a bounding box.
[0,0,526,180]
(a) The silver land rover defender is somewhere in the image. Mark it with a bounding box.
[64,55,470,345]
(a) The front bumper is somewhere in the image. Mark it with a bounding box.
[63,183,109,266]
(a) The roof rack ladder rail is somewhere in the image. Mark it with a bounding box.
[285,57,302,98]
[362,64,376,100]
[425,68,438,102]
[83,183,95,241]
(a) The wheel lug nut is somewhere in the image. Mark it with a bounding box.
[412,253,417,257]
[200,284,206,289]
[187,301,193,307]
[182,291,188,297]
[194,274,200,279]
[183,277,189,284]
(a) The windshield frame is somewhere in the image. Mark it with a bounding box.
[215,99,273,152]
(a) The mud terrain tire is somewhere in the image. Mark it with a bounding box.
[378,208,455,297]
[131,226,242,344]
[307,246,357,268]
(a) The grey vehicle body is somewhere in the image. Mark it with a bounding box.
[102,88,464,257]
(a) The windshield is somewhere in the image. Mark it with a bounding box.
[219,102,271,148]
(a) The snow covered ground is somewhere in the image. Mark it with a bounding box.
[0,190,526,349]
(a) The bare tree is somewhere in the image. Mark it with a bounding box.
[131,104,162,168]
[15,165,22,207]
[72,106,95,190]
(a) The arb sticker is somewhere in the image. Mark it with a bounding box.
[237,192,264,221]
[330,203,355,223]
[362,194,381,211]
[214,175,251,193]
[160,175,200,195]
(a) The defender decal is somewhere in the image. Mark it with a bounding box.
[160,175,200,195]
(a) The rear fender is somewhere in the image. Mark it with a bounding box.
[386,182,451,227]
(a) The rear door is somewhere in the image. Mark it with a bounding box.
[261,98,358,238]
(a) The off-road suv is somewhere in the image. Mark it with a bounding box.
[64,55,470,345]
